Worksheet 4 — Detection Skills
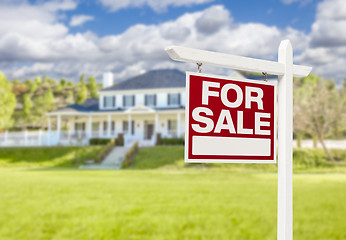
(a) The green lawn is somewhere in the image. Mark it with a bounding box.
[0,146,345,239]
[130,146,346,173]
[0,169,345,240]
[0,146,103,168]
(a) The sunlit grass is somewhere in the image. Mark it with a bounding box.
[0,169,345,240]
[0,146,103,167]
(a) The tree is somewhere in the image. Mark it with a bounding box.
[75,82,88,104]
[87,76,99,98]
[294,74,341,161]
[23,93,33,117]
[0,72,17,130]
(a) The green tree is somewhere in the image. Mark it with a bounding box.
[0,72,17,130]
[294,74,341,161]
[22,93,33,117]
[87,76,99,98]
[75,82,88,104]
[60,78,67,87]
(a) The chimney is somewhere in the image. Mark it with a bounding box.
[103,72,114,88]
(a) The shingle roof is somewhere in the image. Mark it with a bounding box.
[50,98,101,113]
[101,69,185,91]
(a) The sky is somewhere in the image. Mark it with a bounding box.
[0,0,345,84]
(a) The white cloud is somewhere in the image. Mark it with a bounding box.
[296,0,346,83]
[70,15,95,27]
[99,0,213,12]
[1,1,345,85]
[280,0,312,5]
[0,4,310,82]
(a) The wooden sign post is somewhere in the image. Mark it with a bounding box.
[165,40,312,240]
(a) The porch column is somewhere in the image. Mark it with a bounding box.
[107,114,111,138]
[155,113,159,134]
[128,114,132,136]
[88,115,92,139]
[68,121,72,141]
[177,112,181,138]
[57,114,61,140]
[98,120,102,137]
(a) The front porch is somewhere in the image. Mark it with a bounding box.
[38,107,185,147]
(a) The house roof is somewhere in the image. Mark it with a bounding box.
[100,69,185,92]
[50,98,104,114]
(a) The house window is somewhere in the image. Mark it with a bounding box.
[75,123,86,131]
[104,96,115,108]
[123,120,135,134]
[168,120,177,131]
[92,122,99,132]
[123,95,135,107]
[103,121,107,132]
[111,121,115,132]
[168,120,177,137]
[145,94,156,106]
[168,93,180,106]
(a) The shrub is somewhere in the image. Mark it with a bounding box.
[156,133,162,145]
[122,142,139,168]
[293,148,327,168]
[158,138,184,145]
[117,133,124,146]
[94,139,116,163]
[89,138,115,145]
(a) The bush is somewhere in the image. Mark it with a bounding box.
[122,142,139,168]
[94,139,116,163]
[293,148,328,168]
[117,133,124,146]
[156,133,162,145]
[158,138,184,145]
[89,138,115,145]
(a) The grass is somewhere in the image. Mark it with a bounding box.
[0,168,345,240]
[0,146,345,239]
[130,146,346,173]
[0,146,103,168]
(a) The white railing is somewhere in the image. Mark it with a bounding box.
[0,130,191,147]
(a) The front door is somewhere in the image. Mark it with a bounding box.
[144,122,154,140]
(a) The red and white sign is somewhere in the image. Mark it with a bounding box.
[185,72,277,163]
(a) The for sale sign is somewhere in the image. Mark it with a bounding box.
[185,72,277,163]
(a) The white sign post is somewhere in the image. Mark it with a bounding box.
[165,40,312,240]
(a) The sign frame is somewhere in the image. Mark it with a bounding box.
[185,72,277,164]
[166,40,312,240]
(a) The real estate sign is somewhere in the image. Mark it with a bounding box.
[185,72,277,163]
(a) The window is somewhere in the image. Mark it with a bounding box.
[123,95,135,107]
[104,96,115,108]
[168,120,177,131]
[168,93,180,106]
[168,120,177,137]
[123,120,135,134]
[103,121,107,132]
[111,121,115,131]
[75,122,86,131]
[145,94,156,106]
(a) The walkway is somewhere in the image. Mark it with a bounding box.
[79,146,129,170]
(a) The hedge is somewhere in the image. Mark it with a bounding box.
[122,142,139,168]
[157,137,184,146]
[94,139,116,163]
[89,138,115,145]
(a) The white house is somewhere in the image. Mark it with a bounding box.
[46,69,187,146]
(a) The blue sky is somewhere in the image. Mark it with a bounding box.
[66,0,317,35]
[0,0,345,84]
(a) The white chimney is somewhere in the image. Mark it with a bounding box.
[103,72,114,88]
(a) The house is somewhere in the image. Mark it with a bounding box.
[46,69,187,146]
